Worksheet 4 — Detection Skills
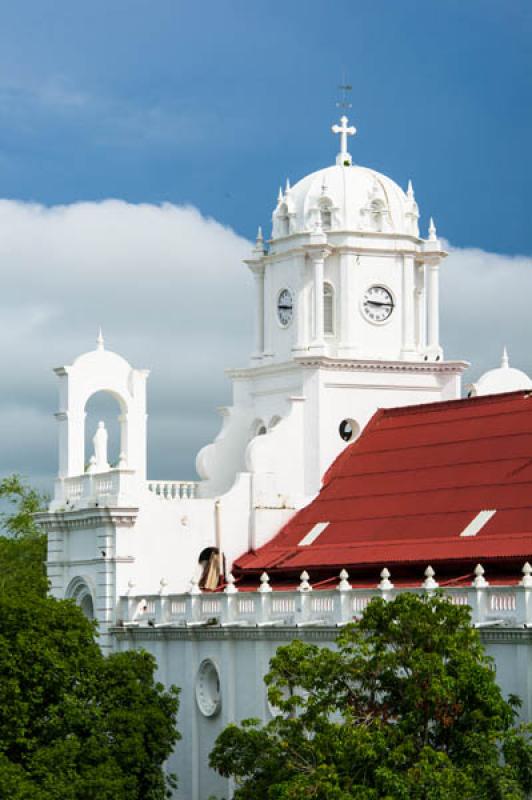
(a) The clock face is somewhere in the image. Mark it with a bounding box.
[277,288,294,327]
[362,285,394,323]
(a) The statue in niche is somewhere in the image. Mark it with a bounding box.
[90,420,109,472]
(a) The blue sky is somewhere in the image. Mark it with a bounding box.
[0,0,530,254]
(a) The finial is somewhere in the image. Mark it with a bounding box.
[127,578,135,594]
[407,179,414,200]
[258,571,272,593]
[96,327,104,351]
[285,178,291,194]
[521,562,532,588]
[501,347,509,369]
[188,575,202,595]
[472,563,489,588]
[224,573,238,594]
[337,568,352,592]
[320,174,328,195]
[331,115,356,166]
[298,570,312,592]
[253,225,265,256]
[277,186,283,205]
[428,217,437,242]
[422,565,439,590]
[159,577,168,595]
[378,567,394,591]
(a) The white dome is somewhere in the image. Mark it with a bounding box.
[470,349,532,397]
[272,163,420,239]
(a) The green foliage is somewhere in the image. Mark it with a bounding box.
[0,474,48,598]
[210,593,532,799]
[0,473,48,538]
[0,476,181,798]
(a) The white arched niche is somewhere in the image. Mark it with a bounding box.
[66,577,95,620]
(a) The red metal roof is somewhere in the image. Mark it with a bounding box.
[234,391,532,583]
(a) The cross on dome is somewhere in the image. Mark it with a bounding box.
[332,115,356,166]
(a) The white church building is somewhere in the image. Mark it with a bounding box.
[37,116,532,799]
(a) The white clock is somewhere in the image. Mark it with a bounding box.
[277,288,294,327]
[362,285,394,323]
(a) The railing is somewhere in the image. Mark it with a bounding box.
[146,480,199,500]
[58,469,137,508]
[118,580,532,631]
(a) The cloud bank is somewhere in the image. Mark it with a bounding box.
[0,197,530,490]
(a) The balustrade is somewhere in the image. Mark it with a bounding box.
[146,480,199,499]
[121,564,532,630]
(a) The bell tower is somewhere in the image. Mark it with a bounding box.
[197,115,468,503]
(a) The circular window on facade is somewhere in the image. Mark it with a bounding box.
[339,418,360,443]
[195,659,221,717]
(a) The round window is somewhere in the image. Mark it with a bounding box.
[195,659,221,717]
[339,418,360,442]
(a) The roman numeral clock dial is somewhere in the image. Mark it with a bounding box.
[362,285,394,323]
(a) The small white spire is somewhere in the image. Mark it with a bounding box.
[253,225,265,256]
[224,573,238,594]
[320,174,328,195]
[96,327,104,351]
[407,179,414,200]
[159,577,168,595]
[298,570,312,592]
[188,575,202,595]
[378,567,394,592]
[501,347,509,369]
[422,565,439,590]
[337,568,352,592]
[258,571,272,593]
[331,114,356,166]
[285,177,291,194]
[521,562,532,588]
[277,186,283,205]
[472,563,489,588]
[428,217,437,242]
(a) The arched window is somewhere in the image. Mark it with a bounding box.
[323,283,335,336]
[66,577,94,620]
[319,202,332,230]
[370,199,386,232]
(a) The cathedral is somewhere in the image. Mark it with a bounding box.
[37,115,532,799]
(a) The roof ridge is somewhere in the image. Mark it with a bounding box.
[380,389,532,419]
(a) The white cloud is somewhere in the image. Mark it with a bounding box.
[0,196,530,492]
[0,199,252,488]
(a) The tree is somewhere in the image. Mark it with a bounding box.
[0,474,48,597]
[210,593,532,799]
[0,476,181,799]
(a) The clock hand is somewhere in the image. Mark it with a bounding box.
[366,300,393,307]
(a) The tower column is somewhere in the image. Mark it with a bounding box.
[292,253,308,353]
[338,251,354,352]
[250,265,265,360]
[400,254,416,357]
[304,238,330,354]
[414,262,425,351]
[427,260,440,352]
[312,253,325,349]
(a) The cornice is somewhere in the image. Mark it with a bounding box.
[46,556,135,568]
[227,357,470,380]
[35,507,139,532]
[111,625,532,645]
[112,625,339,642]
